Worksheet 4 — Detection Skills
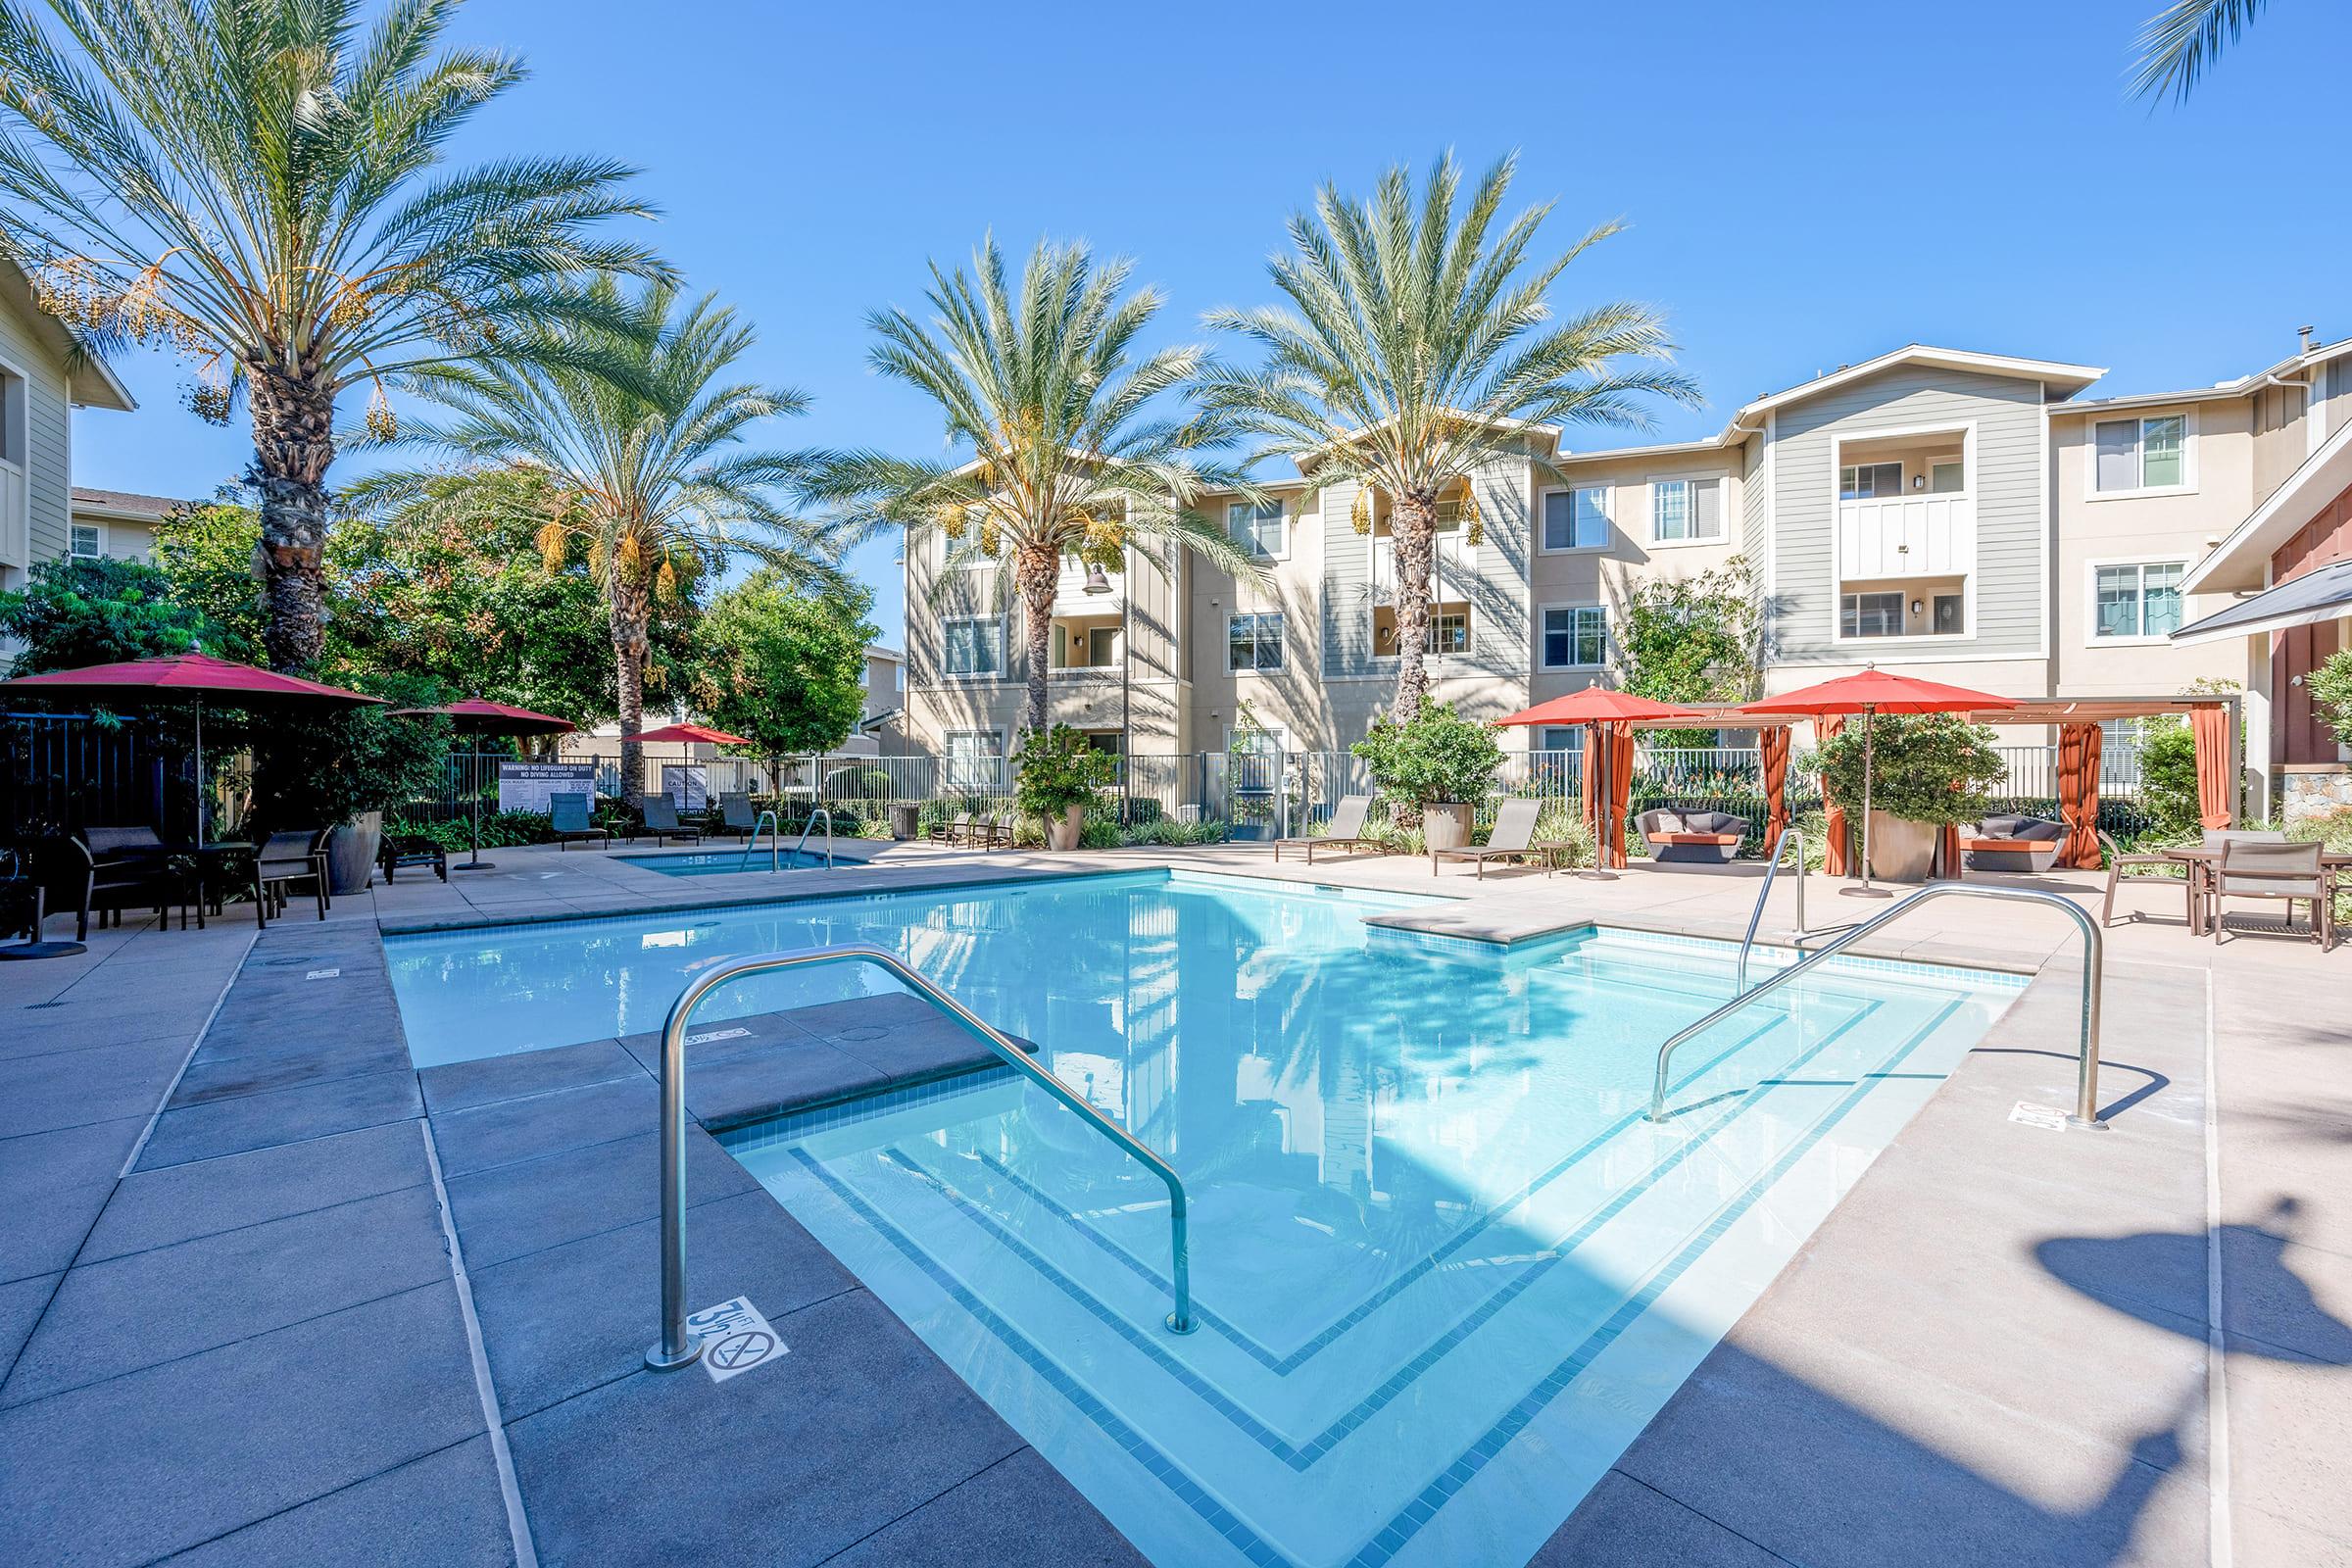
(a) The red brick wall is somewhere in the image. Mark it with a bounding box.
[2271,481,2352,764]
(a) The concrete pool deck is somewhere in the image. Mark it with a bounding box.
[1,839,2346,1565]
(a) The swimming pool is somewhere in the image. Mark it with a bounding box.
[385,869,2025,1566]
[615,848,834,877]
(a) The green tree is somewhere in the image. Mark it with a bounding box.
[2133,1,2272,102]
[0,555,214,673]
[1802,713,2006,828]
[1198,152,1697,721]
[2309,648,2352,749]
[1614,558,1759,745]
[152,500,266,662]
[367,280,834,806]
[815,234,1263,736]
[0,0,664,670]
[692,570,877,761]
[1350,701,1504,812]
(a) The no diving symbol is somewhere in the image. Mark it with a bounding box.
[689,1295,788,1383]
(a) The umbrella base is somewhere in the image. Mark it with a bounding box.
[1574,870,1619,882]
[453,859,496,873]
[1838,884,1895,899]
[0,941,87,960]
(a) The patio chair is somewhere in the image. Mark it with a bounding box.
[377,832,449,884]
[550,793,610,851]
[252,829,329,927]
[1960,813,2067,874]
[81,826,174,928]
[1432,797,1544,879]
[714,794,760,840]
[31,837,94,941]
[929,812,971,847]
[974,812,1016,851]
[1639,808,1751,864]
[2097,831,2189,927]
[1273,795,1383,863]
[640,796,706,845]
[2211,839,2335,951]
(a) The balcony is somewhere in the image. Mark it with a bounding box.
[1838,494,1975,581]
[1050,555,1125,616]
[1051,612,1123,677]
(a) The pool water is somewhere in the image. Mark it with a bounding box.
[615,848,833,877]
[384,870,2025,1567]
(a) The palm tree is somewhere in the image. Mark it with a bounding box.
[0,0,664,670]
[2132,1,2270,103]
[1197,152,1698,722]
[816,234,1265,738]
[356,278,836,808]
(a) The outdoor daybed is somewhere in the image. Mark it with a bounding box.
[1961,812,2066,873]
[1639,808,1750,864]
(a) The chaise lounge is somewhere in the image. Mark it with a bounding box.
[1961,812,2066,874]
[1639,808,1751,864]
[1272,795,1383,863]
[550,793,610,851]
[1431,797,1545,878]
[640,796,706,844]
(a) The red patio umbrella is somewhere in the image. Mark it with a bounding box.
[391,699,574,872]
[1494,689,1707,874]
[1740,667,2016,895]
[0,653,382,844]
[631,722,750,746]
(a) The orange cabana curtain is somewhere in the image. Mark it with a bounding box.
[1818,715,1849,875]
[1938,823,1962,878]
[2190,705,2233,828]
[2057,722,2103,868]
[1760,726,1790,844]
[1607,723,1637,869]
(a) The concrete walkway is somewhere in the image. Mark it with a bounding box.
[1,841,2345,1566]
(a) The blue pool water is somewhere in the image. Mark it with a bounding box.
[384,869,2025,1567]
[615,848,832,877]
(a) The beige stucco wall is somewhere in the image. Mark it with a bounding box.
[0,290,77,585]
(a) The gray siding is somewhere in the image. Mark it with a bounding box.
[1740,435,1768,643]
[1319,477,1369,676]
[0,290,75,570]
[1318,451,1533,681]
[1768,367,2045,662]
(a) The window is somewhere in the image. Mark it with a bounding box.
[1535,726,1585,753]
[1838,462,1903,500]
[1929,461,1965,494]
[944,731,1000,790]
[1540,605,1607,668]
[1227,723,1285,756]
[2093,415,2189,493]
[1227,501,1286,559]
[2092,562,2184,640]
[1933,594,1965,635]
[1649,477,1720,543]
[942,616,1002,677]
[1839,591,1905,638]
[0,369,23,467]
[1226,612,1284,672]
[69,522,102,559]
[1541,486,1608,551]
[1427,611,1468,655]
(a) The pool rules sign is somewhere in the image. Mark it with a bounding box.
[689,1297,788,1383]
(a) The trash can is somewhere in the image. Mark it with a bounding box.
[888,803,919,841]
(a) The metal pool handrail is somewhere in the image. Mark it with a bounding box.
[1647,882,2106,1130]
[646,943,1197,1372]
[739,809,780,873]
[1734,825,1809,994]
[793,807,836,869]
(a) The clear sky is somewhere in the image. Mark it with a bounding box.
[69,0,2352,649]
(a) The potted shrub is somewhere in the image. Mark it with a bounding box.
[252,673,453,893]
[1350,701,1503,852]
[1015,724,1118,851]
[1803,712,2004,881]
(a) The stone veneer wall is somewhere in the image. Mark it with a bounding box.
[2283,764,2352,821]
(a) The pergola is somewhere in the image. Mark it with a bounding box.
[1615,693,2240,871]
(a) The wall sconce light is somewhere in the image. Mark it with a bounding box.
[1911,474,1925,490]
[1909,599,1924,616]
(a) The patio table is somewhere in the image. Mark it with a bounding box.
[2163,845,2350,936]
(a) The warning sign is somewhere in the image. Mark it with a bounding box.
[688,1296,788,1383]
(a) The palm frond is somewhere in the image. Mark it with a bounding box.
[2132,0,2268,104]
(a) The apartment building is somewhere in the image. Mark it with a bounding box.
[0,260,136,590]
[905,336,2352,815]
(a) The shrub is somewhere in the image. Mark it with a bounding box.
[2309,651,2352,749]
[1800,713,2004,828]
[1350,701,1503,810]
[1013,725,1118,819]
[2136,720,2201,834]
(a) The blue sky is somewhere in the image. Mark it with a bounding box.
[70,0,2352,648]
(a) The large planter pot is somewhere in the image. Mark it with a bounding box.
[1044,803,1085,852]
[887,803,918,841]
[1865,809,1938,883]
[326,810,382,895]
[1423,803,1473,853]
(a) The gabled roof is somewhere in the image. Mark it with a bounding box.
[2055,334,2352,419]
[2173,558,2352,646]
[0,259,134,413]
[2180,412,2352,594]
[72,487,182,521]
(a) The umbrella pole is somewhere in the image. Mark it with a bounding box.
[458,747,493,871]
[194,696,206,845]
[1843,704,1891,899]
[1578,719,1616,881]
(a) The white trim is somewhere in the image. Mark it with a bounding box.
[1826,420,1978,647]
[68,518,102,559]
[1222,609,1286,675]
[2083,556,2190,648]
[940,613,1006,680]
[1762,413,1778,653]
[1644,473,1724,547]
[0,349,30,570]
[1534,600,1609,670]
[2182,411,2352,592]
[1225,498,1291,564]
[1535,482,1610,554]
[1731,345,2105,431]
[2083,407,2198,501]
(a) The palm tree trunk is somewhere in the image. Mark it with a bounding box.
[246,366,336,672]
[1391,493,1438,723]
[1017,546,1058,737]
[612,573,651,810]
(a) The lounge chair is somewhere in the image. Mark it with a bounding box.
[714,793,760,840]
[641,796,706,844]
[377,832,449,884]
[2212,838,2335,951]
[1432,797,1544,878]
[551,793,610,851]
[1638,808,1751,864]
[2098,831,2186,927]
[253,829,329,926]
[1273,795,1382,863]
[1960,812,2066,873]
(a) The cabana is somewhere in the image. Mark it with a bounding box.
[1617,692,2239,874]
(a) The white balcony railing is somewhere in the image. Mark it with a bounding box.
[1837,495,1974,581]
[1368,527,1474,602]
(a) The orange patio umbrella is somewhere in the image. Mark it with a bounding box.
[390,698,574,872]
[631,722,750,746]
[1494,689,1707,873]
[1740,667,2016,895]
